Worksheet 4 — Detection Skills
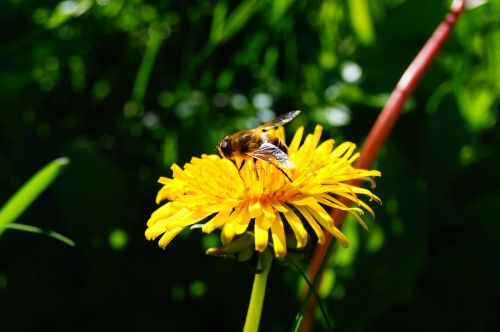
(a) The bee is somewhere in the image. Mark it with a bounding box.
[217,110,301,176]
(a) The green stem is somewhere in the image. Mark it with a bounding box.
[292,239,337,332]
[131,23,165,104]
[243,250,273,332]
[286,257,332,331]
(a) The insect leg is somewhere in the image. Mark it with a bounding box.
[238,159,246,171]
[275,165,293,182]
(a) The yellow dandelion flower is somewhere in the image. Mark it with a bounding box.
[146,125,381,258]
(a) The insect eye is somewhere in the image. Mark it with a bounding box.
[218,136,231,156]
[221,137,228,148]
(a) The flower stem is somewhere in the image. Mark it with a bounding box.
[301,1,466,331]
[243,250,273,332]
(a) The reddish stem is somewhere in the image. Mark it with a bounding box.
[300,1,465,330]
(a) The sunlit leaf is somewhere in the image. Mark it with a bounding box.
[46,0,94,29]
[269,0,294,23]
[0,157,70,235]
[347,0,375,45]
[457,83,497,131]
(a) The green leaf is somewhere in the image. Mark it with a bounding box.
[209,0,228,44]
[5,223,75,247]
[0,157,70,235]
[347,0,375,45]
[211,0,261,45]
[45,0,94,29]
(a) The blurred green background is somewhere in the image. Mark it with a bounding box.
[1,0,499,331]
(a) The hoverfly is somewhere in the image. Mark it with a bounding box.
[217,110,300,179]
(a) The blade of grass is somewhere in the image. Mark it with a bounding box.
[292,239,337,332]
[209,0,228,45]
[0,157,70,235]
[347,0,375,45]
[131,23,166,104]
[209,0,262,46]
[286,256,332,332]
[5,223,75,247]
[221,0,261,43]
[186,0,262,78]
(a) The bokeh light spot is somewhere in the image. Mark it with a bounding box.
[324,106,351,126]
[231,94,249,110]
[108,228,128,251]
[201,233,219,251]
[341,61,362,83]
[366,224,385,253]
[92,80,111,99]
[171,284,186,301]
[252,93,273,109]
[0,274,8,290]
[189,280,207,298]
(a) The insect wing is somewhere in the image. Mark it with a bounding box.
[246,143,295,169]
[257,110,301,131]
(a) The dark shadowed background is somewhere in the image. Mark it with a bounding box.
[1,0,499,331]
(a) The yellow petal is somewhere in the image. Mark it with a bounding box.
[305,204,349,247]
[348,152,360,164]
[272,201,288,213]
[347,210,369,231]
[147,203,176,226]
[202,209,233,233]
[254,215,269,252]
[295,205,326,244]
[315,139,334,156]
[291,196,319,206]
[145,226,161,241]
[249,199,263,218]
[149,207,190,229]
[221,223,236,245]
[270,213,287,258]
[314,193,363,215]
[170,209,211,229]
[332,141,355,158]
[283,208,308,248]
[310,125,323,149]
[158,227,184,249]
[288,126,304,156]
[171,164,191,184]
[260,201,277,229]
[232,204,251,235]
[156,179,183,203]
[158,176,170,185]
[234,222,249,235]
